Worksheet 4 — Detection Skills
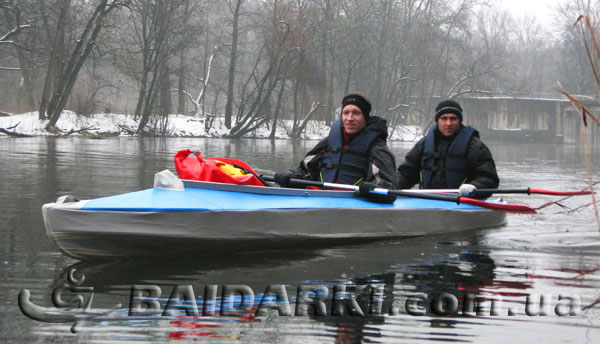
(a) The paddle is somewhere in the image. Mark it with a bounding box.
[478,188,593,196]
[377,188,594,196]
[262,176,537,214]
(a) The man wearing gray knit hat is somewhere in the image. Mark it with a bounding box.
[396,99,499,198]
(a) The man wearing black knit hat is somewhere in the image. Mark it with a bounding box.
[396,99,499,198]
[273,92,398,203]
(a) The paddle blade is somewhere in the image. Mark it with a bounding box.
[459,197,537,214]
[529,188,594,196]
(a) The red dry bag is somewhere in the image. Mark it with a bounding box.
[174,149,266,186]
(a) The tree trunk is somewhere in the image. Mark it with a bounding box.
[46,1,111,130]
[159,62,172,134]
[137,60,161,133]
[292,79,300,133]
[43,0,124,130]
[224,0,243,129]
[134,68,149,120]
[177,49,186,115]
[39,0,71,120]
[176,0,190,115]
[133,1,187,134]
[269,80,285,139]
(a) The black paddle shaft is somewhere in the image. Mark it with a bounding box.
[387,190,461,203]
[265,175,462,204]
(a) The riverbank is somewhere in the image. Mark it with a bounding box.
[0,111,422,141]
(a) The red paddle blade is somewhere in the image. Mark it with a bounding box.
[529,188,594,196]
[459,197,537,214]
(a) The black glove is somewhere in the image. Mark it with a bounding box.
[357,181,397,204]
[357,181,376,197]
[274,172,293,188]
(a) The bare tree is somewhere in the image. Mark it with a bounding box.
[0,1,31,45]
[175,0,191,115]
[223,0,245,129]
[1,0,580,138]
[38,0,73,121]
[505,14,551,93]
[554,0,600,94]
[117,0,190,134]
[290,100,319,138]
[39,0,129,131]
[1,0,37,110]
[179,54,214,117]
[446,7,511,98]
[0,1,32,48]
[227,42,289,138]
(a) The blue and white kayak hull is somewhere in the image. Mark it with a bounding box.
[42,180,506,259]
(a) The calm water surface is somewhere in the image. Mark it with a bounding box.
[1,137,599,343]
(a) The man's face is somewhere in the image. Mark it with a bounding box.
[437,113,460,137]
[342,104,366,135]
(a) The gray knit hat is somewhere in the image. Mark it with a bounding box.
[434,99,463,122]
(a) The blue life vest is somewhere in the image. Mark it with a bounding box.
[421,125,478,189]
[320,120,382,184]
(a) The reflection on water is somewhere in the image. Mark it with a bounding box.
[1,137,600,343]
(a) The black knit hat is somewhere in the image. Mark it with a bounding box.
[342,92,371,120]
[434,99,463,122]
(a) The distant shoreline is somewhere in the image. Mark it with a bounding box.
[0,111,423,142]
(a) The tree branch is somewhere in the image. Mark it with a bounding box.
[0,1,31,43]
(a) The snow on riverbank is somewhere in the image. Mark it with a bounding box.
[0,111,423,141]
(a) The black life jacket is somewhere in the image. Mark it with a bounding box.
[320,120,382,184]
[421,125,478,189]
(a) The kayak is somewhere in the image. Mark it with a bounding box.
[42,177,506,259]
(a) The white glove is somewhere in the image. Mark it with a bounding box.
[459,183,477,196]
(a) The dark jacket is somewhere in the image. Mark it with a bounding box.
[290,116,398,192]
[397,125,499,192]
[320,119,387,185]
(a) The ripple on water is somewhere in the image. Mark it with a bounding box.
[2,138,600,343]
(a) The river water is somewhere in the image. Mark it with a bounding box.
[1,136,599,343]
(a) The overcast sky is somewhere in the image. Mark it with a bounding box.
[500,0,561,27]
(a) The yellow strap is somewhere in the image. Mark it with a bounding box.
[213,160,247,177]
